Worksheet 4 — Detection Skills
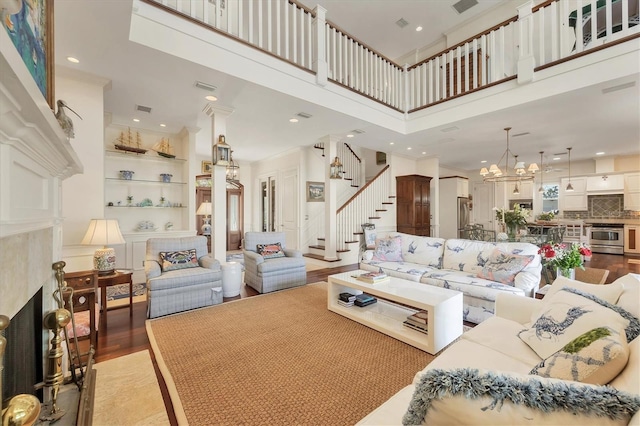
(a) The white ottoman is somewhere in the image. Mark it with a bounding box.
[221,261,242,298]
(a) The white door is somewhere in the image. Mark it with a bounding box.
[281,168,299,250]
[473,182,494,230]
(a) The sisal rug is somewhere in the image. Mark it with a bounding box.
[147,282,435,425]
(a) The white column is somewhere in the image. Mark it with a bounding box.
[517,1,536,84]
[204,105,234,260]
[323,135,340,261]
[312,5,328,86]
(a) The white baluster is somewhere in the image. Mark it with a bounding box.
[621,0,629,32]
[480,35,487,85]
[551,1,558,61]
[257,0,263,48]
[248,0,253,44]
[267,1,273,52]
[238,0,243,39]
[591,0,597,47]
[605,0,613,42]
[284,2,289,60]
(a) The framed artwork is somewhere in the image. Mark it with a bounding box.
[376,151,387,165]
[306,181,325,202]
[2,0,55,108]
[202,161,213,173]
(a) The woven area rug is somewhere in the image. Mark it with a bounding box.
[146,282,435,425]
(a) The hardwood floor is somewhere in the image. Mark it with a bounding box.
[92,255,638,425]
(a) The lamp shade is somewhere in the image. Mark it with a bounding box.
[81,219,125,275]
[196,202,212,216]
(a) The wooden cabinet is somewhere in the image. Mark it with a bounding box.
[396,175,432,236]
[586,174,624,192]
[624,224,640,254]
[507,181,534,199]
[624,173,640,211]
[559,177,587,212]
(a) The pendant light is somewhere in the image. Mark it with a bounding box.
[538,151,544,193]
[565,147,574,192]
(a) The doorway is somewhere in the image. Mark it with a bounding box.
[260,176,277,232]
[227,183,244,250]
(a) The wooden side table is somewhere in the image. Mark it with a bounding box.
[535,285,550,300]
[98,270,133,328]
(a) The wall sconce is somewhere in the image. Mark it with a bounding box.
[213,134,230,166]
[329,156,343,179]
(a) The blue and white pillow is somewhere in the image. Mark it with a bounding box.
[159,249,199,272]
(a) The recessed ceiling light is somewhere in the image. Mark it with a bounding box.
[66,56,79,63]
[390,142,395,145]
[289,118,299,123]
[407,147,412,150]
[416,26,423,31]
[422,151,426,155]
[160,123,166,127]
[133,118,140,122]
[596,151,605,155]
[553,157,561,161]
[205,95,218,101]
[346,134,354,138]
[481,160,487,163]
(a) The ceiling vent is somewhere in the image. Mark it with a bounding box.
[602,81,635,94]
[440,126,459,133]
[395,18,409,29]
[352,129,365,134]
[296,112,312,119]
[194,81,217,92]
[512,132,530,137]
[452,0,478,14]
[136,104,152,113]
[552,151,567,156]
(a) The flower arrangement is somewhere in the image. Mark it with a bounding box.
[538,242,585,278]
[579,243,592,261]
[495,203,530,235]
[537,211,555,221]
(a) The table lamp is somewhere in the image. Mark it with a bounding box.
[81,219,126,275]
[197,202,212,235]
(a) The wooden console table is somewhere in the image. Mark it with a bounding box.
[98,270,133,328]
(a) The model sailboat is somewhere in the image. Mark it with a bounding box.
[114,128,147,154]
[152,138,175,158]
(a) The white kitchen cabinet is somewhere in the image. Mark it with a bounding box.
[507,181,533,199]
[624,173,640,211]
[559,177,587,212]
[624,224,640,254]
[586,174,624,192]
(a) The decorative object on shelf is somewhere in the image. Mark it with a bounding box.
[55,99,82,139]
[81,219,126,275]
[120,170,134,180]
[226,150,239,182]
[538,242,585,280]
[126,195,133,206]
[201,161,213,174]
[114,128,147,154]
[213,134,231,166]
[480,127,539,183]
[306,181,325,202]
[165,222,173,231]
[565,147,574,192]
[136,220,157,232]
[494,203,530,238]
[197,202,212,235]
[152,138,175,158]
[139,198,153,207]
[157,197,171,207]
[329,156,343,179]
[160,173,172,183]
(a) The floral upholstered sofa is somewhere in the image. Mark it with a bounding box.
[360,232,542,324]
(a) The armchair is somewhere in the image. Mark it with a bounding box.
[243,232,306,293]
[145,236,223,318]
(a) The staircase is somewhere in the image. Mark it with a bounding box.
[305,165,394,264]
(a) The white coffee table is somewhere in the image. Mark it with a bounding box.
[327,271,463,354]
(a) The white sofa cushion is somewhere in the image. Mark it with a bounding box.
[360,260,435,282]
[609,337,640,395]
[393,233,445,267]
[613,273,640,318]
[519,288,631,359]
[422,270,525,300]
[441,239,495,274]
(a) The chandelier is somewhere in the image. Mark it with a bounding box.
[480,128,539,188]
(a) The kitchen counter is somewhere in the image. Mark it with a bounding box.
[583,218,640,226]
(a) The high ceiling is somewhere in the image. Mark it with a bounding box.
[53,0,639,172]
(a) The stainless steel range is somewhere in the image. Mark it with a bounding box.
[589,223,624,255]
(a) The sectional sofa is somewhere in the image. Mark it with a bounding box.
[358,273,640,425]
[360,232,542,324]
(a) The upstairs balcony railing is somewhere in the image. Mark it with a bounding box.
[145,0,639,113]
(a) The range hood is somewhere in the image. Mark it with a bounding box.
[586,174,624,194]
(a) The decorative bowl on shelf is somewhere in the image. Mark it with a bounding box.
[138,198,153,207]
[137,220,157,231]
[160,173,172,183]
[120,170,134,180]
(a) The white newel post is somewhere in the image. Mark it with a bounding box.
[517,1,536,84]
[204,105,234,260]
[324,135,339,261]
[312,5,328,86]
[403,64,409,114]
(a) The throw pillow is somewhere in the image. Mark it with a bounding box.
[159,249,199,272]
[372,235,403,262]
[476,248,534,285]
[530,325,630,385]
[256,242,285,259]
[542,275,624,306]
[363,228,377,249]
[518,288,630,359]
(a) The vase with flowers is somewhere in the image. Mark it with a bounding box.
[538,242,585,280]
[495,203,530,239]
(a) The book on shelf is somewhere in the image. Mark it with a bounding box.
[353,271,389,284]
[337,300,354,307]
[355,299,377,307]
[407,310,428,325]
[404,318,429,329]
[354,294,377,307]
[403,320,429,334]
[339,292,357,303]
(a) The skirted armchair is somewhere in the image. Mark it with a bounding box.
[145,236,223,318]
[243,232,307,293]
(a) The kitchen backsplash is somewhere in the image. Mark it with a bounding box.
[563,194,640,219]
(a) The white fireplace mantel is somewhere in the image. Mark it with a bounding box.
[0,28,82,239]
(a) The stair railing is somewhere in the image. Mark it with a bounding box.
[336,165,391,251]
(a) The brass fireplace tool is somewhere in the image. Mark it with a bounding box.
[1,314,42,426]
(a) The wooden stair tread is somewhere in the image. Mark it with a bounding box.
[309,244,325,249]
[369,216,381,219]
[303,253,341,262]
[382,202,393,205]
